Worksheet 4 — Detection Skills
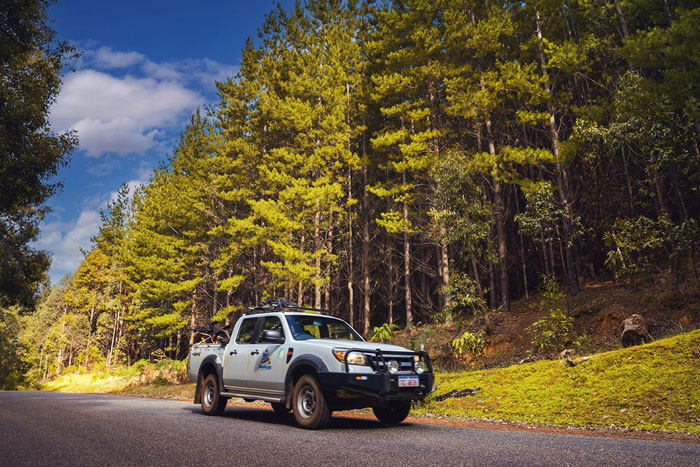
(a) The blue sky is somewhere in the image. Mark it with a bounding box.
[37,0,295,283]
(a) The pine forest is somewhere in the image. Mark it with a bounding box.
[3,0,700,383]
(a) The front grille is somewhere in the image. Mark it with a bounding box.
[367,353,415,373]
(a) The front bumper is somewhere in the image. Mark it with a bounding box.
[318,371,434,401]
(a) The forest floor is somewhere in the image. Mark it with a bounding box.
[392,272,700,370]
[39,273,700,436]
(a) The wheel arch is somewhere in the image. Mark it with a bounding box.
[194,355,222,404]
[284,355,328,409]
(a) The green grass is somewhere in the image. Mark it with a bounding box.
[415,330,700,433]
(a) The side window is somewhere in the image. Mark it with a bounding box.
[236,318,258,344]
[259,316,285,342]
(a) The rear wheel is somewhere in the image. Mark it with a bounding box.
[292,375,331,429]
[201,374,228,416]
[373,401,411,426]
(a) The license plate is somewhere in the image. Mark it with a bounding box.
[398,376,419,387]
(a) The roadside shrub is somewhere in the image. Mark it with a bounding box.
[369,323,399,343]
[527,309,575,354]
[441,272,486,320]
[451,330,486,364]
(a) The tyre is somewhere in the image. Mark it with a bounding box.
[373,401,411,426]
[292,374,331,429]
[201,374,228,416]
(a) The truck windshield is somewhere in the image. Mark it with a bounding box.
[286,315,363,341]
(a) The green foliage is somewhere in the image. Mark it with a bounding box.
[369,323,399,343]
[527,309,575,355]
[515,181,562,244]
[442,273,486,317]
[604,215,672,279]
[0,308,26,388]
[0,0,78,308]
[451,330,486,361]
[526,275,576,354]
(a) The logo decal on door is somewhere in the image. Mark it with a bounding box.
[258,349,272,370]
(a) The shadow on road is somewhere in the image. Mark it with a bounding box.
[183,404,421,431]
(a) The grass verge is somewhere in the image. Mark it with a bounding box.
[415,330,700,434]
[40,331,699,434]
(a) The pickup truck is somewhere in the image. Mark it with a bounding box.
[187,299,433,429]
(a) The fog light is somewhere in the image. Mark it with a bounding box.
[414,361,426,374]
[387,360,399,374]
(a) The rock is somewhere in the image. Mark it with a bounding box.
[621,314,653,347]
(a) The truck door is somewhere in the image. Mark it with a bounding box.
[222,316,260,390]
[244,316,288,396]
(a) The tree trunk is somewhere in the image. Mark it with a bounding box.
[614,1,630,39]
[469,252,483,299]
[515,192,529,298]
[388,242,395,325]
[440,234,451,320]
[535,6,580,297]
[298,234,305,307]
[188,290,197,347]
[621,145,635,216]
[362,166,371,336]
[403,176,412,327]
[347,167,355,328]
[485,120,510,311]
[314,201,322,309]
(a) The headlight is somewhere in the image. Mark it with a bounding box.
[333,348,368,366]
[414,361,426,374]
[387,360,399,374]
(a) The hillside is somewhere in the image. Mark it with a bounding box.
[392,273,700,370]
[418,329,700,434]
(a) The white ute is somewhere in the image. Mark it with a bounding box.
[187,298,434,429]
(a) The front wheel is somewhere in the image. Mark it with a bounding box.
[373,401,411,425]
[292,375,331,429]
[201,374,228,416]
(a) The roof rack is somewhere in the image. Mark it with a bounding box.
[246,297,329,315]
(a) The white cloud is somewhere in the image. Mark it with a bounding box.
[49,46,237,159]
[51,69,202,156]
[83,45,238,88]
[93,46,145,69]
[34,210,102,280]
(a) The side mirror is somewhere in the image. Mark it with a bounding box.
[261,329,284,344]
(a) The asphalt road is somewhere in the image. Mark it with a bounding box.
[0,392,698,466]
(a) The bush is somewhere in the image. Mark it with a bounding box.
[442,272,486,319]
[369,323,399,343]
[451,330,486,363]
[527,309,575,354]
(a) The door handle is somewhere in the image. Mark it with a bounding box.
[251,350,259,356]
[229,350,237,355]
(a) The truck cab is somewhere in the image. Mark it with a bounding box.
[187,299,433,429]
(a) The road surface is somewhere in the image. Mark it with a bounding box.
[0,392,697,466]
